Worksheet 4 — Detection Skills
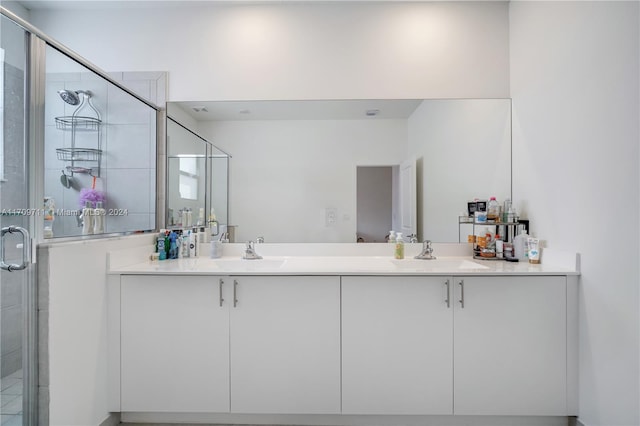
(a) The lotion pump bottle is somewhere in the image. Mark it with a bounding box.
[388,230,396,243]
[394,232,404,259]
[81,201,94,235]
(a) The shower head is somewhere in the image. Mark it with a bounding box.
[58,89,80,105]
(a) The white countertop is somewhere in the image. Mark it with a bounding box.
[109,254,579,276]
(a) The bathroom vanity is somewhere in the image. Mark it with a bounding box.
[107,243,579,425]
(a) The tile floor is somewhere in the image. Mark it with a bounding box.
[0,369,22,426]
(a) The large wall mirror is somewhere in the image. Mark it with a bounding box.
[167,99,511,243]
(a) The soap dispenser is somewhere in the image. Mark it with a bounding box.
[394,232,404,259]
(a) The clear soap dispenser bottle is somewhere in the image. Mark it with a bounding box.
[394,232,404,259]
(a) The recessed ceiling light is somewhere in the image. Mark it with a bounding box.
[365,109,380,117]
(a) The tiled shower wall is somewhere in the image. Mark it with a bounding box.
[43,71,159,237]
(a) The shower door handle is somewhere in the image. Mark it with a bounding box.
[0,226,31,271]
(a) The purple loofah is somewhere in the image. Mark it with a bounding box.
[79,188,106,208]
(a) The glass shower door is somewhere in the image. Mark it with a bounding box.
[0,15,35,425]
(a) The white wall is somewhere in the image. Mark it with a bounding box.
[200,119,407,243]
[407,99,511,242]
[509,2,639,426]
[28,1,509,100]
[43,234,154,426]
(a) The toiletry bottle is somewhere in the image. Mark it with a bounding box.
[157,236,167,261]
[93,201,105,234]
[527,237,540,264]
[487,196,499,221]
[81,201,94,235]
[176,229,182,259]
[185,208,192,227]
[513,226,529,261]
[503,199,512,222]
[388,230,395,243]
[394,232,404,259]
[189,228,198,257]
[495,234,504,259]
[182,230,191,258]
[44,196,55,236]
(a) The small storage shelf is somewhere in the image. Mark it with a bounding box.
[462,218,523,261]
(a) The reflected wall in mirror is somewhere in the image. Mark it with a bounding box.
[168,99,511,243]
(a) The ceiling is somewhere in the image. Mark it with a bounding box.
[170,99,424,121]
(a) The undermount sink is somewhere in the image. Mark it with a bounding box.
[211,258,287,271]
[391,259,490,271]
[283,256,395,272]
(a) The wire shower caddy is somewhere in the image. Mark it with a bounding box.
[55,90,103,177]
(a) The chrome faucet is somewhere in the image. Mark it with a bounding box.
[407,233,418,243]
[242,241,263,260]
[414,240,436,260]
[256,236,265,244]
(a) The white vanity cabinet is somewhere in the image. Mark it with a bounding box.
[453,275,568,415]
[120,275,230,412]
[118,274,341,414]
[341,275,569,416]
[229,276,341,413]
[341,276,453,414]
[112,267,575,420]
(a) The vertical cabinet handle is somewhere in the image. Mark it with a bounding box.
[219,279,224,307]
[458,280,465,308]
[444,279,450,308]
[233,279,238,307]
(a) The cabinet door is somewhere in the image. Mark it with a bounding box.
[121,275,230,412]
[453,276,567,415]
[230,276,341,414]
[342,276,453,414]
